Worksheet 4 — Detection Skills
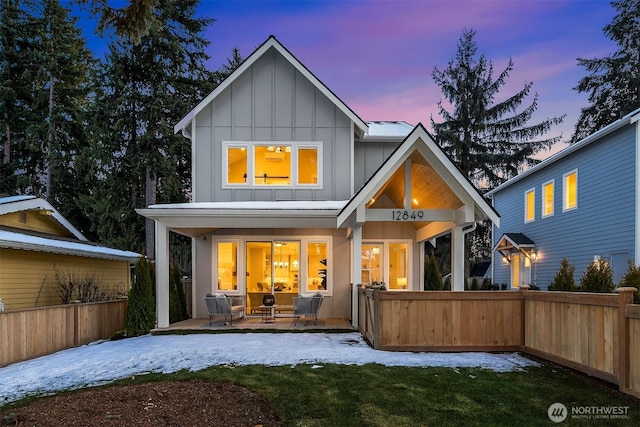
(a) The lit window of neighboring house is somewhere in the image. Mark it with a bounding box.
[542,180,554,217]
[563,170,578,211]
[524,188,535,223]
[223,141,322,188]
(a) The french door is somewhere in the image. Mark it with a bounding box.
[245,240,300,314]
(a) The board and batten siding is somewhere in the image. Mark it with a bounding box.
[0,249,131,310]
[492,125,637,288]
[193,47,353,203]
[354,140,403,192]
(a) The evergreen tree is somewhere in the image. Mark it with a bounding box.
[169,261,188,323]
[85,0,214,253]
[572,0,640,142]
[431,29,565,189]
[423,251,443,290]
[126,256,156,336]
[430,29,565,274]
[29,0,96,233]
[579,259,614,293]
[549,258,576,291]
[0,0,35,194]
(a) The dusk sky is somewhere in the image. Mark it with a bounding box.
[74,0,618,159]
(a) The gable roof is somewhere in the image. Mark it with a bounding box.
[487,107,640,197]
[338,123,500,227]
[0,195,85,241]
[0,196,141,262]
[174,35,369,137]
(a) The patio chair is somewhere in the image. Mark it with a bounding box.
[293,293,323,325]
[204,294,245,326]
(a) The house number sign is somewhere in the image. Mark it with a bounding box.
[392,210,425,221]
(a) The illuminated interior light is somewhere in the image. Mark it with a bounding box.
[412,198,418,205]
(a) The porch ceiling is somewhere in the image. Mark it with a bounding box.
[369,150,464,229]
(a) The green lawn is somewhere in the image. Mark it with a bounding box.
[12,361,633,426]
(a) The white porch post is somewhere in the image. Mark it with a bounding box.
[451,225,465,291]
[155,221,170,328]
[351,223,362,329]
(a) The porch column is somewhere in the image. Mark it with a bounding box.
[156,221,170,328]
[451,225,465,291]
[351,223,362,328]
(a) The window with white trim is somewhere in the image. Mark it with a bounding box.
[361,240,411,290]
[563,170,577,211]
[223,141,322,188]
[524,188,535,223]
[542,180,554,218]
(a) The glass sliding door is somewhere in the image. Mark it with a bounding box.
[246,240,299,314]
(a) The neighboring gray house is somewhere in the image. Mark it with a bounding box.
[487,107,640,289]
[137,36,499,328]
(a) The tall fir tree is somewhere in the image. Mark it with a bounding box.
[0,0,35,194]
[85,0,214,253]
[430,29,564,273]
[572,0,640,142]
[431,29,565,189]
[30,0,96,233]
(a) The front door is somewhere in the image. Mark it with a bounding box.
[245,240,300,314]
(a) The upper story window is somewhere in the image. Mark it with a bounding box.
[223,141,322,188]
[524,188,535,223]
[542,180,554,218]
[563,169,578,211]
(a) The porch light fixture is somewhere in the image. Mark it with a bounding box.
[501,255,509,265]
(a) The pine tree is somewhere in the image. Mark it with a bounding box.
[169,261,188,323]
[30,0,96,233]
[549,258,576,291]
[430,29,565,275]
[572,0,640,142]
[431,29,565,189]
[85,0,214,253]
[579,260,614,293]
[126,257,156,336]
[423,251,443,290]
[0,0,35,194]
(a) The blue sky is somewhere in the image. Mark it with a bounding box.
[73,0,617,158]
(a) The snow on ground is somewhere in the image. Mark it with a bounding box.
[0,332,538,404]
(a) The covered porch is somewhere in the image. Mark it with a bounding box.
[154,316,354,332]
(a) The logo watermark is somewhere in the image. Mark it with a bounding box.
[548,403,630,423]
[548,403,568,423]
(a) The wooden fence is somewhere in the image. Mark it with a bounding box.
[358,286,639,399]
[0,299,127,367]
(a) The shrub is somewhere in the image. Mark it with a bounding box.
[126,257,156,337]
[423,252,443,290]
[549,258,576,291]
[54,267,110,304]
[470,277,479,290]
[617,260,640,303]
[482,278,491,290]
[169,262,189,323]
[580,259,614,293]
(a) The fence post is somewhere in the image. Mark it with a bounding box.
[615,287,636,393]
[519,285,529,351]
[72,300,80,347]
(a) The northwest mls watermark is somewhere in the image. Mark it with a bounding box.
[548,402,631,423]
